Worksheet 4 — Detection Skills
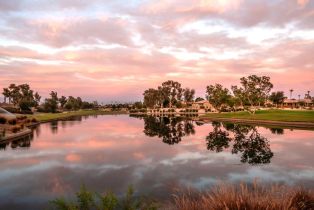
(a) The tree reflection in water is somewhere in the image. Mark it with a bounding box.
[143,116,195,145]
[206,122,274,165]
[206,121,232,152]
[0,133,33,150]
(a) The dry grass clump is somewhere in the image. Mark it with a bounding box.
[169,182,314,210]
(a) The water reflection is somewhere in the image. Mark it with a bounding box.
[0,133,33,150]
[143,116,195,145]
[0,115,313,210]
[136,116,274,165]
[269,127,284,135]
[206,122,274,165]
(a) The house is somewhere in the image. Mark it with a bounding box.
[281,98,313,108]
[191,100,215,110]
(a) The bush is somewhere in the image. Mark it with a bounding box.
[0,117,7,124]
[31,118,38,123]
[171,182,314,210]
[8,119,17,125]
[11,126,21,133]
[50,185,158,210]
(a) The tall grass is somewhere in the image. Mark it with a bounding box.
[169,182,314,210]
[50,183,314,210]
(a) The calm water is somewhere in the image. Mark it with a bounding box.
[0,114,314,210]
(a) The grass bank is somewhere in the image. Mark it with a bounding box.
[201,110,314,128]
[30,110,127,122]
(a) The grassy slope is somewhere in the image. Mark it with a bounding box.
[30,110,127,122]
[202,109,314,123]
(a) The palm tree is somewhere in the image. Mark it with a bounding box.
[289,89,294,99]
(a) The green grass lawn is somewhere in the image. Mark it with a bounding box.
[202,109,314,123]
[29,110,127,122]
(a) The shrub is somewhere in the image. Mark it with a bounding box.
[0,117,7,124]
[11,126,21,133]
[31,118,38,123]
[8,119,17,125]
[50,185,158,210]
[170,182,314,210]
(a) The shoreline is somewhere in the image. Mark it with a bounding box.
[0,110,128,142]
[2,110,314,142]
[0,128,33,142]
[33,110,128,123]
[200,117,314,129]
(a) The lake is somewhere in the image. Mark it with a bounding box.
[0,114,314,210]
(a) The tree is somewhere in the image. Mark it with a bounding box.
[306,90,311,99]
[289,89,294,99]
[2,83,40,111]
[143,88,160,108]
[161,80,183,107]
[65,96,83,110]
[2,88,10,103]
[34,92,41,107]
[231,86,246,107]
[44,91,59,113]
[59,96,67,108]
[234,75,273,114]
[206,84,231,112]
[183,88,195,102]
[9,84,21,106]
[143,81,195,108]
[269,91,285,107]
[133,102,143,109]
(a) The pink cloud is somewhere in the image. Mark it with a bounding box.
[0,0,313,102]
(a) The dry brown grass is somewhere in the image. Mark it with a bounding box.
[167,182,314,210]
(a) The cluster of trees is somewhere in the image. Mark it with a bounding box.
[143,80,195,108]
[2,84,98,113]
[2,84,41,112]
[206,75,274,114]
[142,75,276,114]
[42,91,99,113]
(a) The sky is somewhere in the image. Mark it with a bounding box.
[0,0,313,103]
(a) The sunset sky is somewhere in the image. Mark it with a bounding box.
[0,0,313,103]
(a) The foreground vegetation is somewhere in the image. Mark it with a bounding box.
[50,185,158,210]
[29,110,127,122]
[50,183,314,210]
[170,182,314,210]
[202,109,314,123]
